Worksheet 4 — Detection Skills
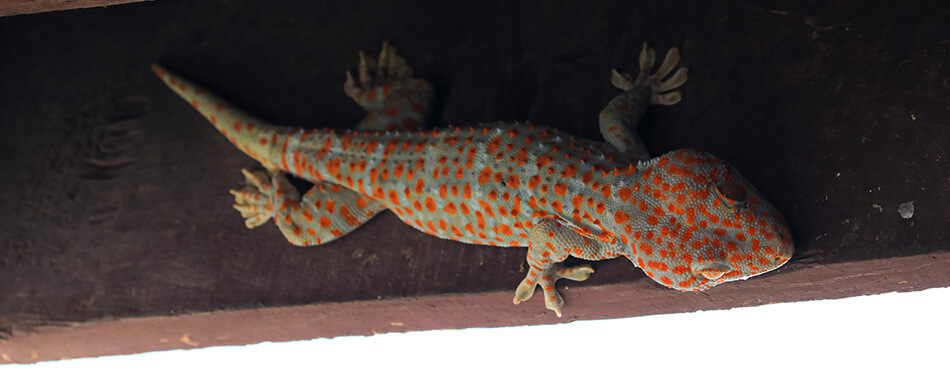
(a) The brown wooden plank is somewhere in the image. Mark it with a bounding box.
[1,0,948,364]
[3,252,948,364]
[0,0,145,17]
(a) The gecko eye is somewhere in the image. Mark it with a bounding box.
[715,182,748,212]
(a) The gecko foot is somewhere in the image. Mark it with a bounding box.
[344,40,414,99]
[611,43,688,105]
[229,168,276,229]
[513,264,594,317]
[343,41,435,132]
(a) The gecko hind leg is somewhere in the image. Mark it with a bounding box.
[231,168,386,246]
[598,43,689,161]
[344,41,436,132]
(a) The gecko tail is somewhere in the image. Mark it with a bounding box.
[151,64,287,168]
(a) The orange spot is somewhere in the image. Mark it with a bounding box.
[506,175,520,188]
[365,140,379,155]
[463,183,472,199]
[388,190,401,205]
[515,147,528,165]
[618,187,632,201]
[528,175,541,190]
[553,183,567,196]
[340,206,359,226]
[536,155,554,168]
[475,211,486,229]
[560,164,577,178]
[319,216,332,228]
[601,184,612,199]
[415,178,425,194]
[444,202,458,215]
[648,260,669,271]
[580,172,593,185]
[478,167,493,184]
[486,136,503,153]
[384,105,399,117]
[326,158,342,176]
[424,196,437,212]
[439,184,448,199]
[614,210,629,224]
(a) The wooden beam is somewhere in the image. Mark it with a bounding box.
[0,0,145,17]
[3,252,948,363]
[1,0,948,364]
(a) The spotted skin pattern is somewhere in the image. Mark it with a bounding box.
[153,42,793,317]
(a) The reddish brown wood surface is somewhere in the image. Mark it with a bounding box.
[0,0,144,17]
[3,252,949,363]
[1,0,947,364]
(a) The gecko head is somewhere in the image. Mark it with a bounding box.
[635,149,794,291]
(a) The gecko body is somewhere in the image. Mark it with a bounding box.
[153,42,793,316]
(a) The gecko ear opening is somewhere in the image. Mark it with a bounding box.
[694,263,731,280]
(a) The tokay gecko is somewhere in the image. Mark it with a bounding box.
[153,41,793,316]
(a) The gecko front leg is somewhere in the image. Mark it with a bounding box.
[514,218,629,317]
[599,43,689,161]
